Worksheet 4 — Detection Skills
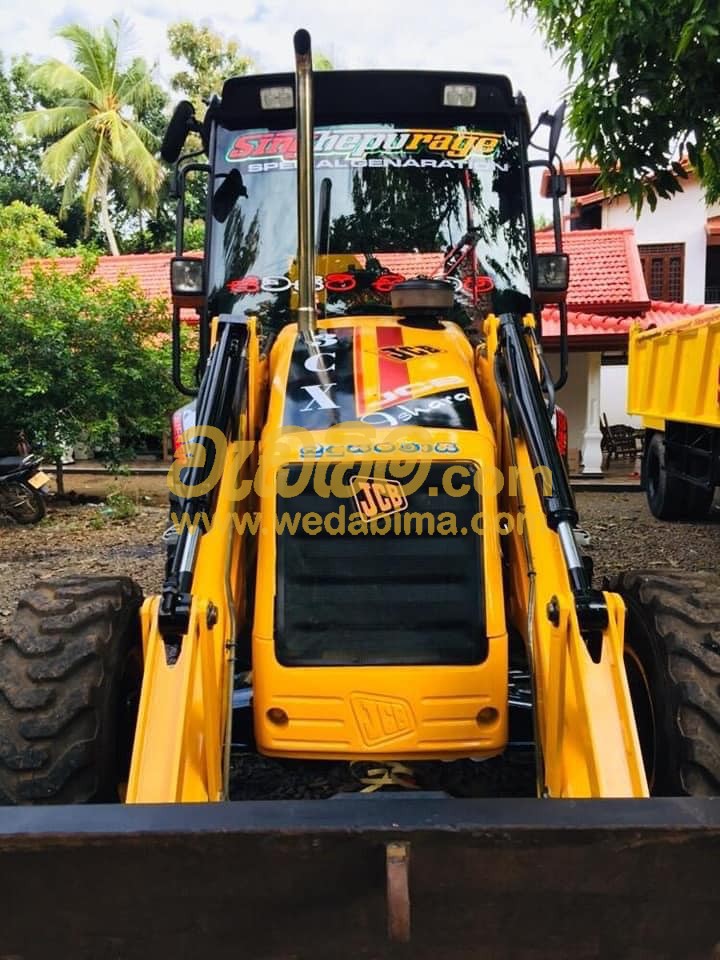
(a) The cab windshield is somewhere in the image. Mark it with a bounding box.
[207,122,531,330]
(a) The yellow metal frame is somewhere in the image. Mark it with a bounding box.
[628,307,720,429]
[129,313,648,802]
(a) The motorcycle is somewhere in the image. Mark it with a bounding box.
[0,453,51,524]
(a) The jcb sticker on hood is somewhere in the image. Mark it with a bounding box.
[350,476,408,523]
[379,344,445,362]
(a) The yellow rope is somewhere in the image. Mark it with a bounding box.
[355,762,419,793]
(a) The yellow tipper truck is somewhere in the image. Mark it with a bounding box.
[1,30,719,960]
[629,307,720,519]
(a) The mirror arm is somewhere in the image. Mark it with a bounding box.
[171,304,198,398]
[527,159,570,391]
[174,161,210,256]
[526,158,565,251]
[554,301,570,391]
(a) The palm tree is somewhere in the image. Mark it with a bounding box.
[20,21,162,255]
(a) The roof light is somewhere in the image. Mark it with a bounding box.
[443,84,476,108]
[260,86,294,110]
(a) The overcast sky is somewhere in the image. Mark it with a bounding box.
[1,0,569,123]
[1,0,571,210]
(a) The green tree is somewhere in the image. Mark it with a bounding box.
[20,20,163,255]
[511,0,720,208]
[0,55,87,244]
[313,53,334,71]
[168,21,254,108]
[0,201,65,267]
[0,257,181,493]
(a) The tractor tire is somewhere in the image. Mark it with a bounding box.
[0,575,143,804]
[645,431,713,520]
[611,569,720,796]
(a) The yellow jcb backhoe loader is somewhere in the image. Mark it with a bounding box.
[1,30,718,960]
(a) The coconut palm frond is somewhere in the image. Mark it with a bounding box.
[114,167,157,214]
[124,116,159,152]
[105,111,127,164]
[116,57,155,111]
[84,138,111,217]
[19,104,92,141]
[41,117,101,183]
[29,59,100,103]
[58,23,115,94]
[59,153,86,213]
[117,119,162,194]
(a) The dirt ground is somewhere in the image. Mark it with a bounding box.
[1,479,718,798]
[2,480,717,615]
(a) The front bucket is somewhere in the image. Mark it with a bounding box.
[1,796,719,960]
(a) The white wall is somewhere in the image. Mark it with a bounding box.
[602,183,720,304]
[547,354,641,456]
[547,350,590,452]
[600,365,641,427]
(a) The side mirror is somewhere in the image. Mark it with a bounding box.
[161,101,197,164]
[534,253,569,302]
[212,169,248,224]
[548,102,566,160]
[171,256,205,308]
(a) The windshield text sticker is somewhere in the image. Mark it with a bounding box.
[227,128,502,171]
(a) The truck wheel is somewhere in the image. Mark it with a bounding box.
[611,569,720,796]
[645,432,713,520]
[0,575,143,804]
[685,484,715,520]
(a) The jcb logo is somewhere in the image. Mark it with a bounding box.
[350,476,408,522]
[379,344,444,362]
[351,694,415,747]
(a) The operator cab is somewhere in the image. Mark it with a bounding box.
[200,70,534,339]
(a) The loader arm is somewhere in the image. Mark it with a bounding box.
[127,316,254,802]
[482,311,647,797]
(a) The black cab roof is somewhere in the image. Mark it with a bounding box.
[212,69,527,132]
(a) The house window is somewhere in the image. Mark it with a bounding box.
[638,243,685,302]
[570,203,601,231]
[705,247,720,304]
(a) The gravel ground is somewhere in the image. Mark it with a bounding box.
[1,488,718,799]
[2,489,717,615]
[0,502,167,617]
[574,489,720,580]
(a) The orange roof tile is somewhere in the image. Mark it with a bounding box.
[557,162,602,178]
[22,252,204,323]
[25,239,699,350]
[575,190,605,208]
[541,299,708,348]
[536,229,649,314]
[706,215,720,238]
[374,252,444,275]
[24,251,178,300]
[544,158,695,202]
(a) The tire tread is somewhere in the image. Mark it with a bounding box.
[611,568,720,796]
[0,575,142,804]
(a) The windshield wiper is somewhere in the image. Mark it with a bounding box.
[316,177,332,257]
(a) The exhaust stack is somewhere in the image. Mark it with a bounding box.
[294,29,317,343]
